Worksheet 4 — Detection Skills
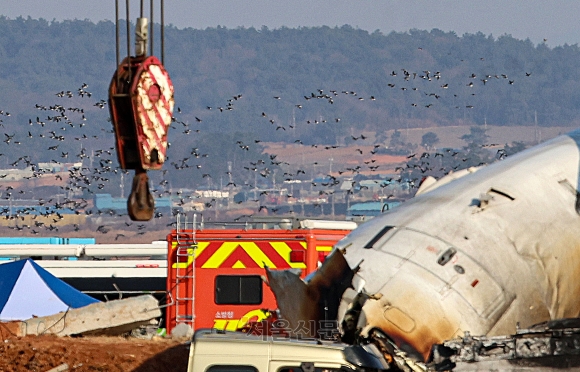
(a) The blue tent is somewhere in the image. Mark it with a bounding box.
[0,258,99,321]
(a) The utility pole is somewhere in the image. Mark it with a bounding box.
[254,171,258,200]
[331,192,335,218]
[292,106,296,136]
[120,172,125,198]
[535,110,539,144]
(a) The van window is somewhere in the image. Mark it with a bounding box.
[207,366,258,372]
[215,275,262,305]
[278,367,343,372]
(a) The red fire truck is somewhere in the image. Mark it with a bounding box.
[165,217,356,334]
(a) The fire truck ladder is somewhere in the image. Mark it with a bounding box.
[174,213,199,329]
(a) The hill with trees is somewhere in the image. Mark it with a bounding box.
[0,16,579,190]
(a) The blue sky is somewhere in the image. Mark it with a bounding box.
[1,0,579,47]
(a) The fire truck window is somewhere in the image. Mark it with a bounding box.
[207,366,258,372]
[215,275,262,305]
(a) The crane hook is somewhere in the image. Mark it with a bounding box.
[127,168,154,221]
[110,0,173,221]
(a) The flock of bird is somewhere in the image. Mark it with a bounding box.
[0,57,537,234]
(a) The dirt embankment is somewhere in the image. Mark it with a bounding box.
[0,332,189,372]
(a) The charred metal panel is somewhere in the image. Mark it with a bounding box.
[433,318,580,370]
[266,249,353,338]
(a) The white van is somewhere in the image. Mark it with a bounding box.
[187,329,390,372]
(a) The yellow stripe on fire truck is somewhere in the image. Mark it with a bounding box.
[202,241,281,269]
[171,241,210,269]
[269,241,307,269]
[213,309,271,331]
[172,241,333,270]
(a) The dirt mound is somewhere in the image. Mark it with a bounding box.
[0,333,189,372]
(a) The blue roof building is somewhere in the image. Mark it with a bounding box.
[346,201,401,222]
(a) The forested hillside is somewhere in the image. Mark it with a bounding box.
[0,16,579,189]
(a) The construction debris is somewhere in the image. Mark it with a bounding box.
[45,363,69,372]
[11,295,161,337]
[430,318,580,371]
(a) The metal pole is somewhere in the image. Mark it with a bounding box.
[150,0,154,58]
[140,0,144,17]
[192,213,197,330]
[135,19,148,56]
[161,0,165,64]
[126,0,131,84]
[115,0,120,89]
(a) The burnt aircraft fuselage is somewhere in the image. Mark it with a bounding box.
[268,130,580,361]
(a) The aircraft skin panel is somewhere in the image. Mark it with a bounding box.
[341,244,402,294]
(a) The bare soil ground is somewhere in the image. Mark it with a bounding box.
[264,125,576,173]
[267,142,408,173]
[0,333,189,372]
